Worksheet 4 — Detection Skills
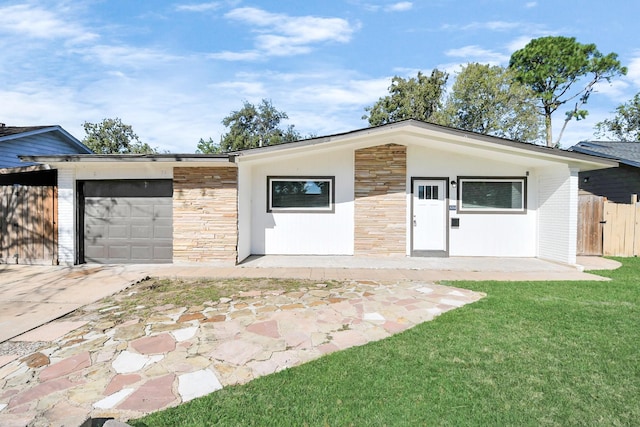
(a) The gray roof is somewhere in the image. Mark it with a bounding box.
[0,125,51,138]
[569,141,640,168]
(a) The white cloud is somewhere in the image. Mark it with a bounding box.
[213,7,359,61]
[209,50,262,61]
[625,52,640,88]
[209,81,267,98]
[464,21,520,31]
[175,2,222,12]
[525,2,538,8]
[506,36,533,53]
[293,78,390,106]
[0,4,97,44]
[445,45,509,65]
[593,79,630,102]
[357,1,412,13]
[385,2,413,12]
[82,45,180,68]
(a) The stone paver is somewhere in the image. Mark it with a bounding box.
[131,334,176,355]
[0,278,483,425]
[178,369,222,402]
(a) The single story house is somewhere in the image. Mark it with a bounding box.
[569,141,640,204]
[22,120,616,266]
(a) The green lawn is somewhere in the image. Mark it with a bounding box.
[131,258,640,426]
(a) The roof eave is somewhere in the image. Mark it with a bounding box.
[0,164,52,174]
[19,154,235,165]
[234,120,619,168]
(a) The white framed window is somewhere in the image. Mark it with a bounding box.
[267,176,335,213]
[458,177,526,213]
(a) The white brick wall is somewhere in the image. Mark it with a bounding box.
[537,166,578,265]
[57,168,75,265]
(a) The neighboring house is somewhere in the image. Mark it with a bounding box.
[0,124,91,264]
[0,124,92,170]
[22,120,616,267]
[569,141,640,204]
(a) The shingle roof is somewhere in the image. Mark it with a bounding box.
[569,141,640,168]
[0,125,52,138]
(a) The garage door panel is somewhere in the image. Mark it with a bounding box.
[85,245,106,259]
[108,245,130,260]
[107,224,129,239]
[154,225,172,239]
[131,246,152,260]
[130,225,151,239]
[154,204,172,218]
[82,180,173,264]
[153,246,172,260]
[131,204,154,219]
[85,224,106,240]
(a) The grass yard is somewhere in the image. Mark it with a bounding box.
[131,258,640,426]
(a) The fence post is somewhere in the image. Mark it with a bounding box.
[634,194,639,257]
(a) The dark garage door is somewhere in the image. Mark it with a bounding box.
[81,180,172,264]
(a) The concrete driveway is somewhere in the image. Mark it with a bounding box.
[0,265,149,343]
[0,256,618,344]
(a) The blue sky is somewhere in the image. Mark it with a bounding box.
[1,0,639,152]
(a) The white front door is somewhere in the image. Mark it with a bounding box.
[412,179,447,252]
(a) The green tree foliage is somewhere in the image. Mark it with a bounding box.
[594,93,640,141]
[195,137,222,154]
[82,118,157,154]
[434,63,542,143]
[219,99,301,151]
[509,36,627,147]
[363,69,449,126]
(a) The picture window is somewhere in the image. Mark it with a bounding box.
[458,177,526,213]
[267,176,335,213]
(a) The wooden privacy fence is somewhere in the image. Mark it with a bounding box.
[602,198,640,257]
[577,195,605,256]
[0,185,57,264]
[577,194,640,257]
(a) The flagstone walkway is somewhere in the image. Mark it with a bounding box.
[0,278,483,426]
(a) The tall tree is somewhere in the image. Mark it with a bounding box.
[363,69,449,126]
[82,118,157,154]
[195,137,222,154]
[219,99,301,151]
[509,36,626,147]
[594,93,640,141]
[433,63,542,143]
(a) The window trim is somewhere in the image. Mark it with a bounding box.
[457,176,527,214]
[267,176,335,213]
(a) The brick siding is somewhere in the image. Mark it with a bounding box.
[354,144,407,256]
[173,167,238,263]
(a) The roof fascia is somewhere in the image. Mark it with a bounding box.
[0,164,52,174]
[19,153,236,166]
[235,120,618,168]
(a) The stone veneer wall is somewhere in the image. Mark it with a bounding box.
[354,144,407,256]
[173,167,238,263]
